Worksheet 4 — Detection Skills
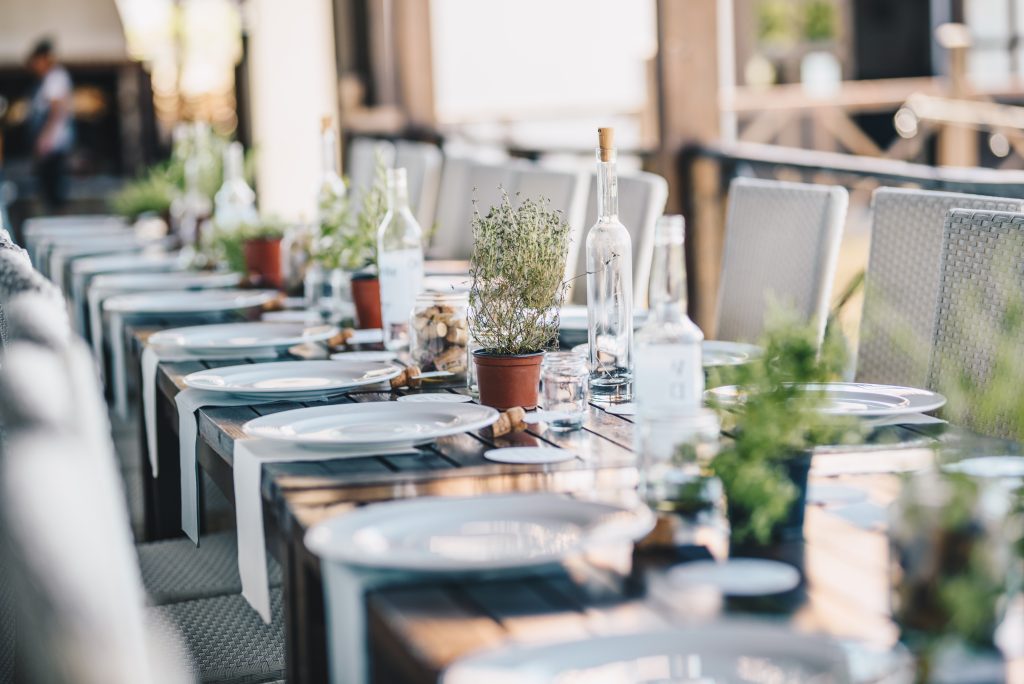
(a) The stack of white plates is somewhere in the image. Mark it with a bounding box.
[185,360,402,401]
[707,382,947,418]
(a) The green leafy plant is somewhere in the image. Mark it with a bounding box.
[469,190,571,356]
[312,154,386,272]
[110,165,177,219]
[209,217,285,275]
[707,306,859,543]
[803,0,836,42]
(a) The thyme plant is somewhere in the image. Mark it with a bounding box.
[469,190,571,356]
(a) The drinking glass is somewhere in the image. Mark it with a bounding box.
[541,352,589,431]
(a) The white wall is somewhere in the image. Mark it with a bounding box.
[245,0,338,222]
[0,0,127,64]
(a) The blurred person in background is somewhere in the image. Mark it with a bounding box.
[26,38,73,211]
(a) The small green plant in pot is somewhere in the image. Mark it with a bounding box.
[707,307,860,548]
[210,217,285,288]
[469,190,571,410]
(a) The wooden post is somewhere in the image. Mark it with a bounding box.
[656,0,733,331]
[936,22,979,167]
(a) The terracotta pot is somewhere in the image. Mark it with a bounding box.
[243,237,283,289]
[473,350,543,410]
[351,276,382,329]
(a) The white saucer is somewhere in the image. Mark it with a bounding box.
[484,447,576,464]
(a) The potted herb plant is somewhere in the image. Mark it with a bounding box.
[110,166,177,226]
[211,218,285,288]
[312,155,386,328]
[469,190,571,410]
[707,309,859,547]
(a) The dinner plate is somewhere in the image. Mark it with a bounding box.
[396,393,474,403]
[573,340,763,368]
[92,270,241,291]
[103,289,277,315]
[441,621,851,684]
[330,350,398,363]
[149,321,337,353]
[667,558,801,596]
[72,251,183,275]
[184,360,401,396]
[706,382,947,417]
[243,400,500,449]
[304,493,654,571]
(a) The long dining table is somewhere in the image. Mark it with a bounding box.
[123,321,1023,684]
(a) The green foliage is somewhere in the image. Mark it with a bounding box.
[803,0,836,42]
[208,217,285,275]
[708,306,859,543]
[110,165,177,219]
[469,190,571,356]
[757,0,836,45]
[312,154,386,272]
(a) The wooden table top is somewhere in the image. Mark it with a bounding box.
[138,335,1021,684]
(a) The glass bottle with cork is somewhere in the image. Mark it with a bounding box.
[585,126,634,403]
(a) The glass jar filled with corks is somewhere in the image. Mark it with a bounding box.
[410,291,470,386]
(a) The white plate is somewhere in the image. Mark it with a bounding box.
[943,456,1024,478]
[396,393,474,404]
[72,251,183,275]
[103,289,277,315]
[330,350,398,363]
[441,621,851,684]
[304,493,654,571]
[667,558,801,596]
[185,360,401,396]
[484,447,576,464]
[573,340,763,368]
[149,322,337,353]
[702,340,763,367]
[243,400,500,449]
[92,270,241,291]
[706,382,947,417]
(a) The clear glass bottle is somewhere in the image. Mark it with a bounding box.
[213,141,258,231]
[316,116,347,222]
[411,291,470,385]
[634,215,704,417]
[377,168,424,350]
[541,351,589,431]
[586,127,633,403]
[172,156,212,250]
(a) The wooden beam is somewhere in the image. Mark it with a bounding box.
[394,0,435,128]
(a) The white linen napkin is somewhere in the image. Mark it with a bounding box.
[142,345,278,476]
[177,388,279,544]
[232,438,417,623]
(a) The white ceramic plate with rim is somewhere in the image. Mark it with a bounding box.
[441,621,851,684]
[572,340,763,368]
[91,270,240,291]
[706,382,947,418]
[304,493,654,571]
[184,360,401,396]
[150,321,337,353]
[243,400,500,449]
[559,305,648,331]
[103,288,277,315]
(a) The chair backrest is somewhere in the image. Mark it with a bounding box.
[0,337,188,684]
[928,208,1024,439]
[715,177,848,344]
[570,170,670,307]
[345,137,396,210]
[856,187,1024,387]
[0,248,63,350]
[394,140,443,229]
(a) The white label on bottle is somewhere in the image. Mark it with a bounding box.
[378,247,424,331]
[634,342,704,413]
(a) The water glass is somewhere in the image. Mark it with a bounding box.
[541,352,589,431]
[636,409,720,511]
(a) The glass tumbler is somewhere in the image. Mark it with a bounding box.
[541,352,589,431]
[636,409,720,511]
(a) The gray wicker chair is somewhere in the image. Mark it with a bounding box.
[0,247,62,350]
[857,188,1024,388]
[0,319,285,682]
[928,208,1024,440]
[715,176,848,344]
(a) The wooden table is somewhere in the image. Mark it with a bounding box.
[133,334,1019,683]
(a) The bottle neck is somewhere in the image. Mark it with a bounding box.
[223,143,245,184]
[321,130,339,176]
[387,174,410,211]
[649,234,688,322]
[597,158,619,222]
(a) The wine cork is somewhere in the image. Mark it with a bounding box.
[321,115,332,133]
[598,127,614,162]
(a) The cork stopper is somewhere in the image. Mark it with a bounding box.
[321,115,333,134]
[598,127,615,162]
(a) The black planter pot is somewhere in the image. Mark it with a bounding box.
[726,451,813,548]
